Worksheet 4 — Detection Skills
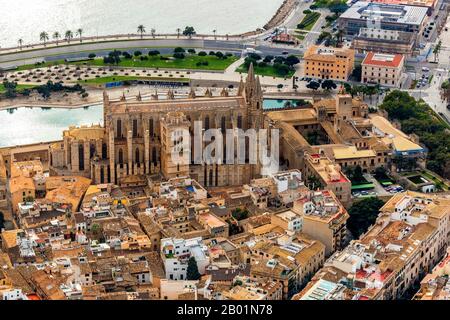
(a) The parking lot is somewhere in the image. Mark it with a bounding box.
[351,173,404,199]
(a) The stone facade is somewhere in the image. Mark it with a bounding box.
[50,65,264,187]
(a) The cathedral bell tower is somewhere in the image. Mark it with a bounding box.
[244,63,264,130]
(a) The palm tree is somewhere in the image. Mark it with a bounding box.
[176,28,181,38]
[18,38,23,50]
[53,32,61,45]
[213,29,217,40]
[151,28,156,38]
[335,29,345,47]
[65,30,74,44]
[76,28,83,43]
[137,25,146,39]
[433,40,442,62]
[39,31,49,46]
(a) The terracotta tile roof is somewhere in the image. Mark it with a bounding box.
[362,52,404,68]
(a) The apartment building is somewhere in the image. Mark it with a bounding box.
[362,52,405,87]
[160,237,210,281]
[293,191,450,300]
[303,153,352,205]
[303,45,355,81]
[293,189,349,257]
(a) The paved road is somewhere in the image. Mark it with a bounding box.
[0,38,304,70]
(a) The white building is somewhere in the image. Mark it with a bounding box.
[161,237,210,281]
[362,52,405,87]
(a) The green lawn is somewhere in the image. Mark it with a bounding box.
[80,75,190,85]
[297,12,321,31]
[15,54,237,72]
[294,31,308,41]
[237,64,295,78]
[16,61,65,71]
[313,0,346,8]
[0,83,35,93]
[76,54,237,71]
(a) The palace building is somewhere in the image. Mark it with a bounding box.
[49,64,264,187]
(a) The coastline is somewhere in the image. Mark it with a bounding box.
[264,0,298,30]
[0,1,299,54]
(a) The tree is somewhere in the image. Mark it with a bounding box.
[364,85,380,103]
[148,50,160,57]
[173,52,185,59]
[352,65,362,82]
[345,165,365,184]
[76,28,83,43]
[321,79,337,91]
[104,50,121,65]
[285,55,300,67]
[88,53,96,59]
[306,175,323,190]
[53,32,61,45]
[335,29,345,47]
[18,38,23,50]
[347,198,385,239]
[39,31,49,46]
[215,51,224,59]
[213,29,217,39]
[306,80,320,91]
[198,51,207,56]
[232,208,249,221]
[91,223,101,235]
[134,50,142,57]
[176,28,181,38]
[441,80,450,103]
[65,30,74,44]
[273,63,290,76]
[187,257,201,280]
[433,40,442,63]
[318,31,332,43]
[183,26,196,39]
[2,80,18,98]
[151,28,156,38]
[174,47,185,53]
[137,25,146,39]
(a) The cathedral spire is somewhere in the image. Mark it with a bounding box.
[254,76,262,100]
[246,62,255,84]
[151,89,159,100]
[103,91,110,104]
[220,87,229,97]
[205,88,213,98]
[188,87,196,99]
[120,92,126,101]
[237,76,245,96]
[167,89,175,100]
[136,91,142,101]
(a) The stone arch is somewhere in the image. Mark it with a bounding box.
[78,144,85,171]
[204,115,210,131]
[90,143,96,158]
[135,147,140,164]
[117,119,122,138]
[209,169,213,186]
[237,114,243,129]
[221,116,226,133]
[118,148,124,164]
[102,143,107,159]
[133,119,138,138]
[152,147,157,166]
[149,118,154,137]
